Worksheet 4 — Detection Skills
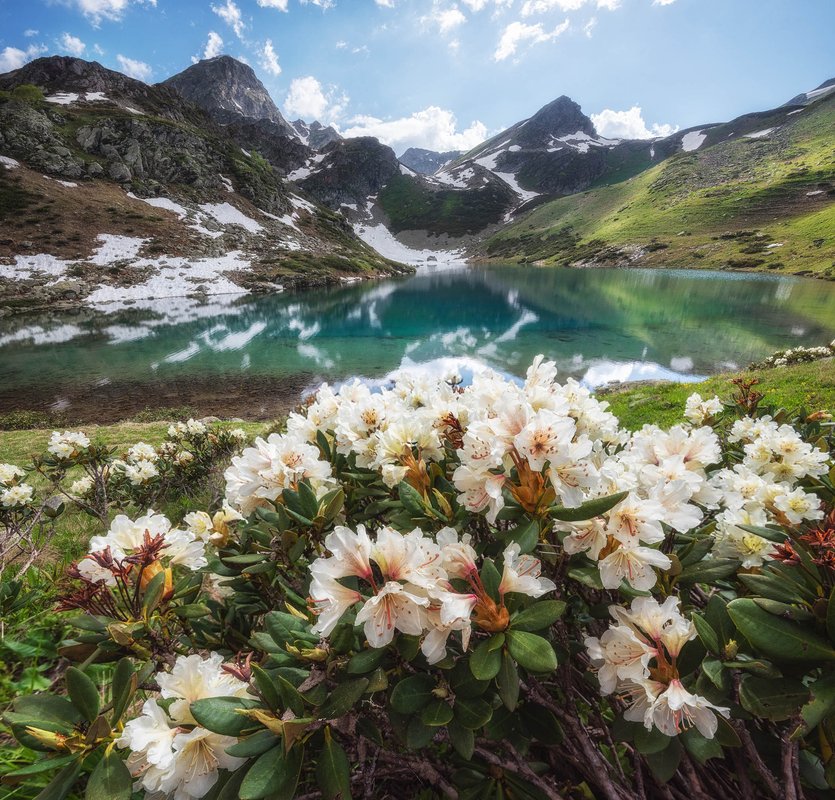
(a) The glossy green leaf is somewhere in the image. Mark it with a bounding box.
[511,600,566,632]
[454,697,493,730]
[190,697,261,736]
[550,490,627,522]
[65,667,99,722]
[33,761,83,800]
[497,650,519,711]
[728,598,835,663]
[447,720,475,759]
[739,676,811,721]
[319,678,369,719]
[470,638,502,680]
[506,630,558,673]
[389,674,435,714]
[316,730,352,800]
[85,751,132,800]
[421,697,454,726]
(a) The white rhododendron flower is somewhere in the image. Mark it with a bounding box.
[127,442,158,463]
[69,475,94,497]
[48,430,90,459]
[119,655,246,799]
[684,393,723,425]
[124,460,159,485]
[499,543,557,598]
[0,463,25,486]
[1,483,34,508]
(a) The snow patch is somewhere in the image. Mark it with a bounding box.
[681,130,707,152]
[198,203,263,234]
[130,194,189,219]
[352,217,465,267]
[0,156,20,169]
[45,92,79,105]
[220,175,234,193]
[745,128,777,139]
[806,190,825,197]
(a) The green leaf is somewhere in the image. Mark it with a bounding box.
[406,715,436,749]
[316,730,352,800]
[110,658,136,725]
[85,751,132,800]
[319,678,369,719]
[65,667,99,722]
[421,697,454,726]
[470,637,502,681]
[13,695,82,726]
[728,598,835,663]
[390,674,435,714]
[190,697,261,736]
[480,558,501,602]
[799,674,835,735]
[739,677,811,721]
[33,761,83,800]
[447,720,475,759]
[142,570,167,615]
[347,648,386,674]
[645,738,682,784]
[3,754,79,779]
[398,481,426,517]
[497,650,520,711]
[454,697,493,730]
[827,585,835,644]
[550,490,627,522]
[226,731,280,758]
[691,613,720,654]
[678,558,739,585]
[506,630,558,673]
[499,520,539,554]
[511,600,566,632]
[239,745,286,800]
[521,705,563,745]
[297,480,320,520]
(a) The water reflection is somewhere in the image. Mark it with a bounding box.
[1,265,834,407]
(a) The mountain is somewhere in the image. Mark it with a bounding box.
[482,84,835,278]
[0,56,409,313]
[162,56,296,136]
[783,78,835,107]
[291,119,342,150]
[399,148,462,175]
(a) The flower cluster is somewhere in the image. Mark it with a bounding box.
[586,596,730,738]
[749,340,835,369]
[710,415,827,566]
[118,653,248,800]
[309,524,554,663]
[47,430,90,460]
[684,393,724,425]
[76,510,207,587]
[0,462,33,509]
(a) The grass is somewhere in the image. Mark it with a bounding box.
[484,96,835,278]
[603,358,835,429]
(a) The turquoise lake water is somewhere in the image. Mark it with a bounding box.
[1,264,834,417]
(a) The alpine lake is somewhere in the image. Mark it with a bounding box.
[2,264,834,422]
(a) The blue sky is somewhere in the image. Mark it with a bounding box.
[1,0,833,154]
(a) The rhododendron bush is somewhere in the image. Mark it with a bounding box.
[2,358,835,800]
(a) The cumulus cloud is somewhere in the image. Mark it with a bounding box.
[60,33,86,56]
[343,106,488,153]
[70,0,157,25]
[591,106,677,139]
[24,29,39,37]
[284,76,347,122]
[423,5,467,34]
[257,0,289,9]
[259,39,281,76]
[116,54,152,81]
[0,43,47,73]
[653,0,677,4]
[375,0,395,6]
[212,0,245,39]
[494,19,569,61]
[202,31,224,59]
[300,0,336,7]
[522,0,619,12]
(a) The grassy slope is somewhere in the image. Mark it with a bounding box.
[484,97,835,278]
[603,358,835,430]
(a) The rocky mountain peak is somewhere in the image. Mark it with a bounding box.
[0,56,147,94]
[291,119,342,150]
[518,95,595,145]
[162,55,293,133]
[399,147,462,175]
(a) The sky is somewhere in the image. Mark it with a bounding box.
[0,0,833,155]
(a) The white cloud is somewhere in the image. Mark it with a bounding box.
[343,106,488,153]
[522,0,619,13]
[257,0,289,9]
[300,0,336,7]
[69,0,157,25]
[375,0,396,6]
[116,54,152,81]
[591,106,677,139]
[284,76,346,122]
[425,6,467,34]
[203,31,224,59]
[259,39,281,76]
[653,0,677,4]
[24,29,39,37]
[494,19,569,61]
[212,0,245,39]
[583,16,596,37]
[0,43,47,73]
[60,33,86,56]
